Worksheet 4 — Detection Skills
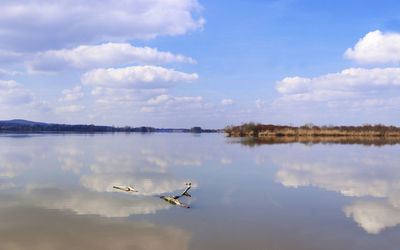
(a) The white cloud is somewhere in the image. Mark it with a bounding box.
[276,67,400,97]
[147,94,172,105]
[140,94,203,114]
[29,43,195,72]
[0,68,20,78]
[59,86,84,102]
[0,50,23,64]
[273,67,400,119]
[255,98,265,108]
[174,96,203,102]
[221,99,233,105]
[0,0,205,52]
[141,106,155,112]
[82,66,198,89]
[56,105,85,113]
[146,94,202,105]
[272,67,400,123]
[0,80,34,105]
[344,30,400,65]
[92,88,167,106]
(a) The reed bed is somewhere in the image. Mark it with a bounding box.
[225,123,400,139]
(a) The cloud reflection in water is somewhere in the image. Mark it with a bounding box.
[270,145,400,234]
[21,184,171,217]
[0,203,191,250]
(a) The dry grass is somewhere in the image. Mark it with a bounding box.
[225,123,400,139]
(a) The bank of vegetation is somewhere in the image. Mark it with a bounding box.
[224,123,400,139]
[0,120,218,133]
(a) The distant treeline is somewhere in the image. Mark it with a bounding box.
[0,120,218,133]
[224,122,400,138]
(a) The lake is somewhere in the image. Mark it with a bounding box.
[0,133,399,249]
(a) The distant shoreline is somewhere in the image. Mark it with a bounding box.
[224,123,400,139]
[0,119,220,133]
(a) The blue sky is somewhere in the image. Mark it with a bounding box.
[1,0,400,128]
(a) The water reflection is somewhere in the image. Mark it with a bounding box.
[229,137,400,147]
[19,184,171,217]
[0,147,33,178]
[2,133,400,249]
[0,134,199,217]
[0,202,191,250]
[0,134,200,249]
[57,146,84,174]
[141,149,203,168]
[81,173,193,196]
[0,179,15,190]
[343,200,400,235]
[269,145,400,234]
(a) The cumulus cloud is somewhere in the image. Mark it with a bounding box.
[0,50,23,64]
[0,68,20,78]
[255,99,265,108]
[0,80,34,105]
[82,66,198,89]
[0,1,204,123]
[276,67,400,98]
[29,43,196,72]
[59,86,84,102]
[344,30,400,65]
[146,94,202,105]
[0,0,204,52]
[92,88,167,106]
[273,67,400,119]
[141,106,155,112]
[140,94,204,115]
[56,105,85,113]
[221,99,233,105]
[272,65,400,123]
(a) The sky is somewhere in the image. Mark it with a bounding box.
[1,0,400,128]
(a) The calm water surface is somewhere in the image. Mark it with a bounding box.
[0,133,399,249]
